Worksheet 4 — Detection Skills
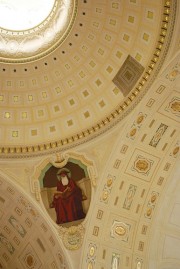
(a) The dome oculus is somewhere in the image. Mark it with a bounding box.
[0,0,77,63]
[0,0,55,31]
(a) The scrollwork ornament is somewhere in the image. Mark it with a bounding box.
[58,224,85,250]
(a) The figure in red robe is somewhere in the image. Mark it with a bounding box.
[51,168,85,224]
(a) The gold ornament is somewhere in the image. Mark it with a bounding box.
[146,208,152,217]
[115,226,126,236]
[107,178,113,187]
[136,160,148,171]
[173,146,179,155]
[89,247,95,257]
[137,115,144,124]
[130,128,137,137]
[171,101,180,112]
[102,190,109,200]
[169,69,179,79]
[151,194,157,203]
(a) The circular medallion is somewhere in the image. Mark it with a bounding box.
[136,160,149,171]
[115,226,126,236]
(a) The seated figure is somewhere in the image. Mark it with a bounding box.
[50,168,86,224]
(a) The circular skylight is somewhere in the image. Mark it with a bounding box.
[0,0,55,31]
[0,0,77,62]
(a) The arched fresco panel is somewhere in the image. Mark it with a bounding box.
[31,151,97,250]
[40,158,91,226]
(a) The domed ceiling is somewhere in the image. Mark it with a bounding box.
[0,0,174,156]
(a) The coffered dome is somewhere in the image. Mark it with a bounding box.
[0,0,175,156]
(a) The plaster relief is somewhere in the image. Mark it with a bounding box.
[149,123,168,147]
[125,149,160,182]
[100,174,116,204]
[158,92,180,122]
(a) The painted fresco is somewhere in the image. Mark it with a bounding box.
[39,158,91,226]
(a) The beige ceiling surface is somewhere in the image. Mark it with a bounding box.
[148,162,180,269]
[81,45,180,269]
[0,0,173,155]
[0,172,71,269]
[0,45,179,269]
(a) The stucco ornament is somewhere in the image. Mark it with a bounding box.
[59,224,84,250]
[111,220,130,242]
[171,101,180,113]
[132,155,154,176]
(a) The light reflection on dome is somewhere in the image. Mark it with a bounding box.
[0,0,77,62]
[0,0,55,31]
